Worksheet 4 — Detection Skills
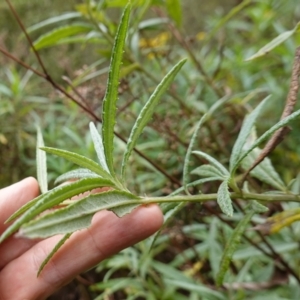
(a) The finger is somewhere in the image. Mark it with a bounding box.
[0,178,40,268]
[0,177,40,232]
[0,204,163,300]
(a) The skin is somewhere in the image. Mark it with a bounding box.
[0,177,163,300]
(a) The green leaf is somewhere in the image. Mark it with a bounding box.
[0,178,114,243]
[33,23,93,50]
[246,22,300,61]
[121,58,186,178]
[41,147,112,179]
[54,168,101,185]
[38,233,72,276]
[102,4,131,176]
[89,122,110,173]
[20,191,140,238]
[36,126,48,194]
[5,194,44,223]
[165,0,182,27]
[217,180,233,217]
[27,12,81,33]
[229,95,270,172]
[192,151,229,176]
[216,210,254,285]
[183,96,229,190]
[233,107,300,173]
[241,148,286,191]
[191,165,226,179]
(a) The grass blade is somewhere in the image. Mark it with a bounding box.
[229,95,270,172]
[38,233,72,276]
[41,147,112,179]
[246,22,300,61]
[121,58,187,179]
[216,210,254,285]
[102,4,131,175]
[36,126,48,194]
[20,191,140,238]
[89,122,110,173]
[0,178,115,243]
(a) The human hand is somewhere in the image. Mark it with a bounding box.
[0,177,163,300]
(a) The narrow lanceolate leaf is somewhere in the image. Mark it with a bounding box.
[102,4,131,176]
[216,210,254,285]
[217,180,233,217]
[234,107,300,173]
[33,23,93,50]
[229,95,270,173]
[38,233,72,276]
[5,194,44,223]
[36,127,48,194]
[40,147,112,179]
[191,165,226,180]
[54,168,101,185]
[89,122,110,173]
[183,96,229,190]
[241,149,286,191]
[121,58,187,178]
[246,22,300,61]
[0,178,114,243]
[20,191,140,239]
[193,151,229,176]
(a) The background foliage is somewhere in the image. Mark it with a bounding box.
[1,0,300,299]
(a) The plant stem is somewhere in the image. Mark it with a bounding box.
[141,191,300,205]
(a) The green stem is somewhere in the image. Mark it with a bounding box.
[141,191,300,205]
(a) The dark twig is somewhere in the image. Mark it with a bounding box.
[242,47,300,183]
[5,0,49,76]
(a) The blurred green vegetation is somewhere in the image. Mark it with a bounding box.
[1,0,300,299]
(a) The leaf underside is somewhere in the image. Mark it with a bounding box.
[0,178,114,243]
[20,190,140,239]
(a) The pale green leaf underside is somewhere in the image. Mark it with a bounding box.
[121,58,187,178]
[54,168,101,185]
[246,22,300,61]
[183,96,230,189]
[102,4,131,175]
[193,151,229,176]
[38,233,72,276]
[191,165,226,180]
[217,180,233,217]
[216,210,254,285]
[229,95,270,172]
[0,178,114,243]
[36,127,48,194]
[20,191,140,238]
[234,107,300,173]
[89,122,110,173]
[41,147,112,179]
